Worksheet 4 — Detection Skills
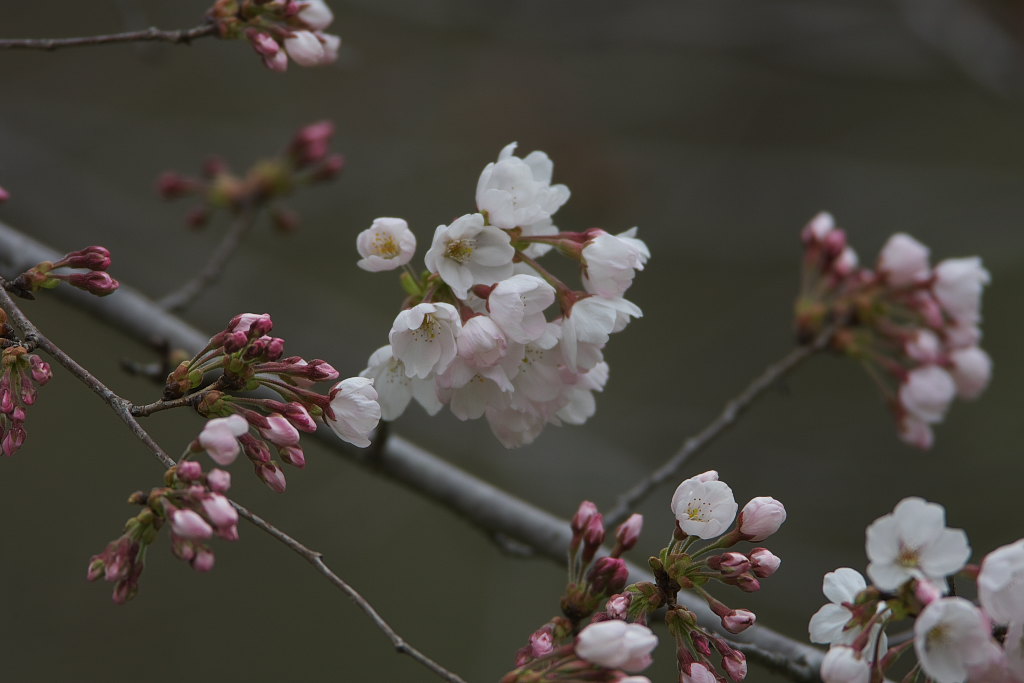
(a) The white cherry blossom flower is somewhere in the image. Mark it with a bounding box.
[556,362,609,426]
[326,377,381,448]
[809,568,888,659]
[559,296,642,372]
[899,365,956,424]
[283,30,325,66]
[389,303,461,379]
[297,0,334,30]
[978,539,1024,626]
[424,213,514,298]
[878,233,930,287]
[581,228,650,298]
[905,329,942,364]
[574,620,657,673]
[820,646,871,683]
[361,345,442,420]
[914,597,1003,683]
[948,346,992,400]
[476,142,570,229]
[933,257,990,324]
[1006,620,1024,680]
[356,217,416,272]
[487,274,558,346]
[670,477,738,539]
[865,497,970,592]
[738,496,787,541]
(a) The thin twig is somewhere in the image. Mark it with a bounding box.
[0,275,468,683]
[603,324,836,527]
[232,502,469,683]
[158,205,260,313]
[0,223,826,682]
[0,24,218,51]
[131,394,202,417]
[0,279,176,470]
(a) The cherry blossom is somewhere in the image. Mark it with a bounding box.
[475,142,570,230]
[197,414,249,466]
[948,346,992,400]
[820,646,871,683]
[486,274,558,346]
[360,345,442,420]
[737,496,787,541]
[933,257,990,324]
[581,228,650,298]
[671,475,738,539]
[389,303,462,379]
[325,377,381,448]
[809,568,888,658]
[877,233,930,287]
[914,597,1003,683]
[356,217,416,272]
[899,365,956,424]
[865,497,970,592]
[978,539,1024,626]
[574,620,657,673]
[424,213,514,298]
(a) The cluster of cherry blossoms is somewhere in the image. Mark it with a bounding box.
[208,0,340,71]
[158,120,342,232]
[88,460,237,603]
[163,312,380,491]
[503,470,786,682]
[355,142,649,447]
[810,497,1024,683]
[796,213,991,449]
[0,329,51,457]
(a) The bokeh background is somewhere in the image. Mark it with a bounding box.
[2,1,1023,680]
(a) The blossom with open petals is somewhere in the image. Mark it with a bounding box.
[476,142,570,230]
[198,414,249,466]
[671,476,737,539]
[356,218,416,272]
[809,568,888,659]
[915,597,1003,683]
[424,213,514,298]
[978,539,1024,626]
[820,646,870,683]
[389,302,461,379]
[865,497,970,592]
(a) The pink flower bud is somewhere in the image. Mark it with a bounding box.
[587,557,629,595]
[900,365,956,424]
[310,153,345,181]
[191,549,216,572]
[748,548,781,577]
[949,346,992,400]
[206,468,231,493]
[606,593,631,620]
[256,462,287,493]
[721,609,755,634]
[571,500,599,534]
[248,31,280,58]
[914,578,942,606]
[682,663,717,683]
[29,355,51,385]
[529,627,553,658]
[2,424,26,456]
[58,245,112,271]
[723,650,747,681]
[284,30,325,66]
[176,461,203,481]
[67,271,120,296]
[171,509,213,540]
[738,497,787,541]
[878,233,930,287]
[305,358,340,381]
[284,403,318,432]
[263,337,286,361]
[692,632,712,657]
[735,573,761,593]
[279,445,306,468]
[801,212,834,243]
[198,414,248,466]
[615,514,643,553]
[710,552,750,574]
[259,414,301,447]
[0,185,9,203]
[156,172,197,200]
[240,433,272,464]
[899,415,934,450]
[201,494,238,528]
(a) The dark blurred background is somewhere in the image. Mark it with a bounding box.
[2,1,1023,680]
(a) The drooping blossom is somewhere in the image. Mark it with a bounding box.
[361,345,442,420]
[389,303,462,379]
[325,377,381,448]
[198,414,249,466]
[581,228,650,298]
[865,497,970,592]
[574,620,658,673]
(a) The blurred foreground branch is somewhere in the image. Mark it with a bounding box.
[0,222,825,682]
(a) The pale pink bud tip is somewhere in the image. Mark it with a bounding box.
[738,496,787,541]
[722,609,756,634]
[171,509,213,540]
[0,185,9,202]
[571,500,599,534]
[748,548,781,577]
[615,513,643,552]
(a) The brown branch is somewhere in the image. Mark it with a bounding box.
[0,24,218,51]
[603,324,836,527]
[232,501,469,683]
[0,272,468,683]
[158,205,261,313]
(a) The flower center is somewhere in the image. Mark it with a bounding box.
[371,231,400,258]
[412,315,440,343]
[686,498,710,522]
[445,238,475,264]
[897,543,920,568]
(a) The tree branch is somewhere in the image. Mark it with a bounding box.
[603,325,835,527]
[0,24,218,51]
[158,205,260,313]
[0,265,468,683]
[0,222,825,681]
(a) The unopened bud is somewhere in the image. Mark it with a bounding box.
[723,650,747,681]
[170,509,213,540]
[581,514,605,564]
[176,461,203,481]
[256,461,287,493]
[586,557,628,595]
[748,548,781,577]
[709,552,750,575]
[692,632,712,657]
[156,172,197,200]
[58,245,111,271]
[191,548,216,572]
[67,271,120,296]
[206,468,232,493]
[279,444,306,468]
[309,153,345,182]
[613,513,643,554]
[29,356,51,385]
[271,207,301,233]
[721,609,756,634]
[734,573,761,593]
[737,497,787,542]
[572,500,599,535]
[0,185,9,203]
